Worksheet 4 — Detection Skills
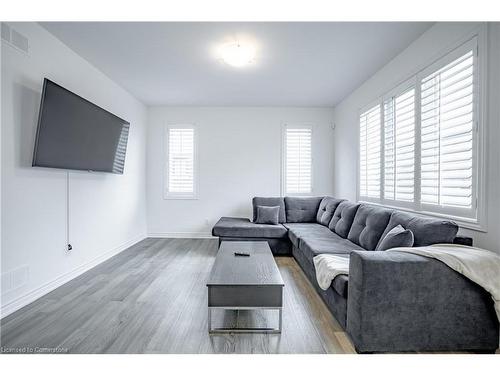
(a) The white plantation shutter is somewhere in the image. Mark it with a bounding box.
[167,126,196,196]
[383,99,395,200]
[358,37,480,224]
[359,105,381,199]
[384,87,416,202]
[284,127,312,194]
[420,48,475,211]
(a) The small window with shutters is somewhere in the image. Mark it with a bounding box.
[283,125,313,195]
[164,125,197,199]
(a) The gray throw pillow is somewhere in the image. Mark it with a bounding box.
[376,224,414,251]
[255,206,280,225]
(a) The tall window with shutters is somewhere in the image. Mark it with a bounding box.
[383,86,416,203]
[420,48,475,216]
[358,36,481,224]
[165,125,197,198]
[359,104,381,199]
[283,125,312,195]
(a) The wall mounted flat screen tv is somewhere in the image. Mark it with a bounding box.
[32,78,130,174]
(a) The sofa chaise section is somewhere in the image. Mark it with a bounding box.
[212,217,288,239]
[211,217,291,255]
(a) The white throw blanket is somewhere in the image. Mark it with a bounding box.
[387,244,500,322]
[313,254,350,290]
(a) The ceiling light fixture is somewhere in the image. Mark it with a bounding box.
[219,41,256,68]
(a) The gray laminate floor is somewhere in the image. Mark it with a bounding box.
[0,238,355,354]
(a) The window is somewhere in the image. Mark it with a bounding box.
[420,50,474,211]
[165,125,197,198]
[283,125,312,195]
[384,86,416,203]
[359,105,381,199]
[358,36,481,225]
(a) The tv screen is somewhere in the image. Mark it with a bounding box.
[32,79,130,174]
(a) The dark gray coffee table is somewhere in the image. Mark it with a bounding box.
[207,241,284,334]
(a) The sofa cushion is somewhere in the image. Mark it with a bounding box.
[332,275,349,298]
[212,217,287,239]
[252,197,286,223]
[285,196,323,223]
[379,211,458,247]
[255,205,280,225]
[347,204,392,250]
[283,223,334,248]
[299,232,364,263]
[376,224,414,251]
[316,197,345,226]
[328,201,360,238]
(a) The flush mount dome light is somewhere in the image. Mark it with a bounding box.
[219,42,256,67]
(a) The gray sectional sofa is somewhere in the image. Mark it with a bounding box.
[212,196,499,353]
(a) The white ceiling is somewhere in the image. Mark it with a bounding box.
[41,22,433,107]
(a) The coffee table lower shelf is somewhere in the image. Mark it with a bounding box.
[206,241,285,335]
[208,306,283,334]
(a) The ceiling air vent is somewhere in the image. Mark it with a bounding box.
[1,23,29,54]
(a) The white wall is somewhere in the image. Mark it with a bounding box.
[147,107,335,236]
[1,22,148,316]
[332,22,500,252]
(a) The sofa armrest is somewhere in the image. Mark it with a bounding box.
[347,250,498,353]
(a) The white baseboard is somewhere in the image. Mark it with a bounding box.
[148,231,214,239]
[0,233,147,319]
